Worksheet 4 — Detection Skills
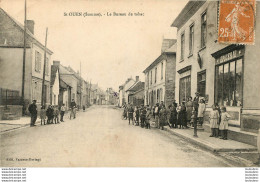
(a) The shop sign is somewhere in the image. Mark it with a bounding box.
[216,48,244,65]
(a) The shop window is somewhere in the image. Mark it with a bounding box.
[215,59,243,106]
[197,71,206,97]
[179,76,191,103]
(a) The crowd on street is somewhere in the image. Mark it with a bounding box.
[28,99,85,127]
[122,92,231,140]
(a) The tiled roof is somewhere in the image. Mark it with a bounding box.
[165,43,177,53]
[127,81,144,93]
[161,39,176,53]
[0,8,53,54]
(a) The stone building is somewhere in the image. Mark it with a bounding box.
[172,1,260,145]
[143,39,177,108]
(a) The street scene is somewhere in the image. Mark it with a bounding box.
[0,105,254,167]
[0,0,260,168]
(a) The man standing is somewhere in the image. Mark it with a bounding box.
[71,99,77,119]
[193,92,201,113]
[28,100,37,127]
[128,104,134,125]
[60,103,66,122]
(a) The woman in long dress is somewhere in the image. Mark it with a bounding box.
[186,97,193,126]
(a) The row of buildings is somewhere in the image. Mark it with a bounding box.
[119,1,260,146]
[0,8,117,119]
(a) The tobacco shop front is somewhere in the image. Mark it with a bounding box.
[211,44,260,133]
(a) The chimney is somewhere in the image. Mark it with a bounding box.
[136,76,139,82]
[53,61,60,66]
[26,20,35,34]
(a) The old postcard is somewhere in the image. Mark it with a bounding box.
[0,0,260,170]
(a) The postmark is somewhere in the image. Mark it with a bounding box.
[218,0,256,45]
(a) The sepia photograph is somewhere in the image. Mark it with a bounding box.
[0,0,260,171]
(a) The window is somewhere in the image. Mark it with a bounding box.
[155,67,157,83]
[201,12,207,48]
[35,51,41,72]
[150,71,152,85]
[45,57,49,75]
[181,32,185,60]
[147,72,149,87]
[161,62,163,80]
[215,59,243,106]
[197,71,206,97]
[189,24,194,55]
[179,76,191,103]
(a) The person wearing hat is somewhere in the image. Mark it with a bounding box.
[28,100,37,127]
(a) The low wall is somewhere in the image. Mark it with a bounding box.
[0,105,23,120]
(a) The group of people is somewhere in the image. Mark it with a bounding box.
[209,104,230,140]
[122,91,231,140]
[28,99,78,127]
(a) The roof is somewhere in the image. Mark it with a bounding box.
[161,39,176,53]
[143,40,176,73]
[50,65,58,86]
[0,8,53,54]
[171,1,206,29]
[60,79,70,89]
[59,64,74,75]
[127,81,144,93]
[165,43,177,53]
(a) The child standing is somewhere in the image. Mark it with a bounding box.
[60,104,66,122]
[46,105,53,124]
[209,104,219,137]
[219,106,230,140]
[135,106,140,126]
[40,106,46,125]
[197,99,206,126]
[53,105,60,124]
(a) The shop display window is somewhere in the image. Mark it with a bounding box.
[215,59,243,107]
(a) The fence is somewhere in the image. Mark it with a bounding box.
[0,88,21,105]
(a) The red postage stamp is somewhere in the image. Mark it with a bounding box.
[218,0,256,45]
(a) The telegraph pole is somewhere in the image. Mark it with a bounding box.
[41,28,48,107]
[21,0,27,114]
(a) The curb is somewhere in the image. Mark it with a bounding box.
[163,126,257,153]
[163,126,258,167]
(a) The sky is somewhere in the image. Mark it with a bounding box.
[1,0,188,91]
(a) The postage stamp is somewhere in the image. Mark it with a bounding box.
[218,0,256,45]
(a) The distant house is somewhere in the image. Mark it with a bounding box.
[52,61,73,109]
[105,88,117,105]
[0,8,53,115]
[118,78,135,107]
[50,65,60,105]
[126,76,145,106]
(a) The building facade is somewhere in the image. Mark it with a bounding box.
[143,39,177,108]
[118,78,135,107]
[172,1,260,135]
[0,8,53,113]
